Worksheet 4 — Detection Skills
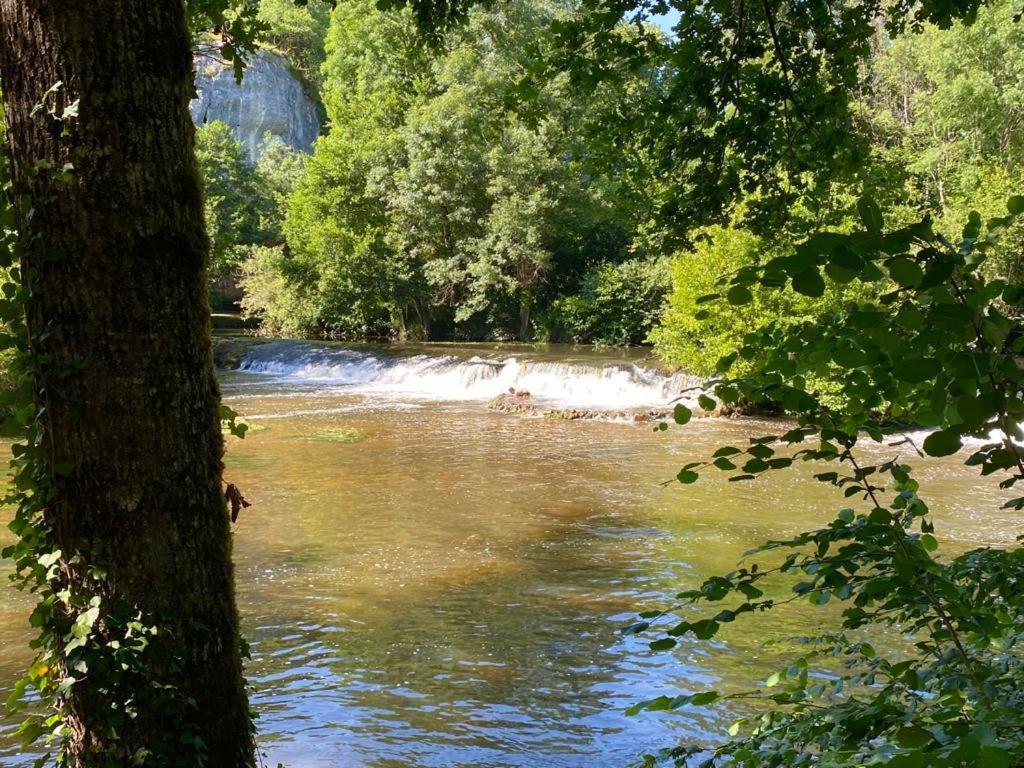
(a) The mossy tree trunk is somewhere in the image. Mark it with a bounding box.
[0,1,255,765]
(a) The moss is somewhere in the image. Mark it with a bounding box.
[303,427,366,443]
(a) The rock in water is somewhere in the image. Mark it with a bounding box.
[190,49,319,163]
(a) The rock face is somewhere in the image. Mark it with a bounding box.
[190,50,319,162]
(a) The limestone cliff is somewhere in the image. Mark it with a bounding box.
[190,49,319,162]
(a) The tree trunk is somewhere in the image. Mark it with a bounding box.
[0,2,255,766]
[519,296,532,341]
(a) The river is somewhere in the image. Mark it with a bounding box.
[0,341,1017,767]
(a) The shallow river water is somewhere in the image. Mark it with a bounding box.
[0,341,1018,768]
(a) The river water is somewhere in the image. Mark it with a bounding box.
[0,341,1017,767]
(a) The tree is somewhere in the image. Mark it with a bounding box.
[251,0,659,343]
[272,0,430,339]
[196,120,267,291]
[868,0,1024,279]
[257,0,332,88]
[534,0,993,243]
[0,1,254,764]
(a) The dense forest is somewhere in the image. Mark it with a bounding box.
[204,0,1023,356]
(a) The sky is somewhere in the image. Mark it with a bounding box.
[654,7,681,33]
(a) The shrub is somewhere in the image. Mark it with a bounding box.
[550,257,670,345]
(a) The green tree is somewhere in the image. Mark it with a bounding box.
[552,257,670,345]
[265,0,429,338]
[257,0,331,87]
[390,87,490,336]
[255,133,307,238]
[196,120,268,291]
[251,0,658,342]
[869,0,1024,279]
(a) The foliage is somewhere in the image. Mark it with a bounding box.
[196,123,304,307]
[551,257,670,345]
[633,196,1024,767]
[867,0,1024,281]
[196,121,267,287]
[257,0,331,87]
[536,0,993,241]
[652,226,777,377]
[248,0,663,342]
[253,134,307,238]
[651,223,869,379]
[188,0,267,80]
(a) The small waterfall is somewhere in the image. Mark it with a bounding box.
[237,341,700,410]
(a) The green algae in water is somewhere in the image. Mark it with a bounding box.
[305,427,366,443]
[224,453,275,469]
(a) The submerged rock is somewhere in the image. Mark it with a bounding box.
[191,49,319,162]
[487,392,671,423]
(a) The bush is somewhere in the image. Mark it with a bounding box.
[239,246,321,338]
[650,225,863,377]
[550,257,670,345]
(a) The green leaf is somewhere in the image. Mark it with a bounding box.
[690,619,719,639]
[887,257,923,287]
[978,746,1012,768]
[832,346,866,368]
[923,429,962,457]
[688,691,720,706]
[727,285,753,305]
[648,637,677,651]
[792,269,825,297]
[677,469,699,484]
[1007,196,1024,216]
[894,357,940,384]
[857,196,884,231]
[673,403,692,425]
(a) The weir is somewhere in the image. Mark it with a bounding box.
[238,340,703,410]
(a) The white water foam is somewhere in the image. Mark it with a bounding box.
[237,341,701,410]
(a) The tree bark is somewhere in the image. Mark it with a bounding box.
[0,1,255,765]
